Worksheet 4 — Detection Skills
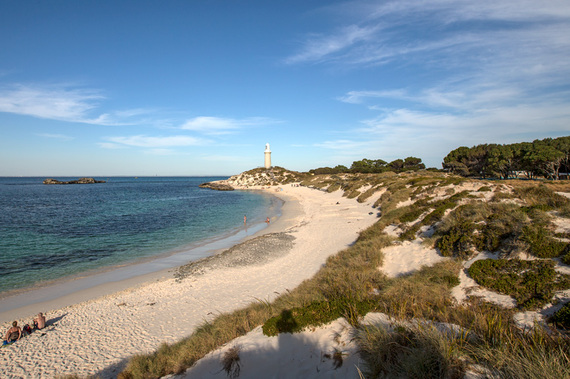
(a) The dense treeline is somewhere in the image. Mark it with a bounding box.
[443,136,570,180]
[309,157,426,175]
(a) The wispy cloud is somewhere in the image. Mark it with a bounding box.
[181,116,281,135]
[296,0,570,166]
[35,133,74,141]
[0,83,157,126]
[314,139,371,151]
[0,83,104,122]
[285,25,379,64]
[286,0,570,84]
[101,135,211,149]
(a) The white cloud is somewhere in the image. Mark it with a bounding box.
[297,0,570,168]
[285,25,379,64]
[0,83,104,123]
[181,116,280,135]
[286,0,570,85]
[0,83,159,126]
[104,135,210,148]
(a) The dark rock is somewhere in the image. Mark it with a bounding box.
[43,177,106,185]
[199,182,234,191]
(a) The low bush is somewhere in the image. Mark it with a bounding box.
[521,225,568,258]
[262,298,374,336]
[468,259,570,310]
[550,302,570,329]
[435,220,476,258]
[399,207,426,223]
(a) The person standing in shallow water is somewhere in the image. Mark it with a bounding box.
[244,215,247,225]
[4,321,21,343]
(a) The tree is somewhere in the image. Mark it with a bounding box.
[404,157,425,170]
[526,140,564,180]
[487,145,514,179]
[350,159,386,173]
[388,159,404,171]
[443,146,471,174]
[443,137,570,179]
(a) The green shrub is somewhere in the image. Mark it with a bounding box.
[468,259,570,310]
[399,224,422,241]
[551,302,570,328]
[346,189,360,199]
[262,298,374,336]
[326,183,341,192]
[435,219,476,258]
[399,207,426,223]
[475,205,527,252]
[522,225,568,258]
[562,252,570,265]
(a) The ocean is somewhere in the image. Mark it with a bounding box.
[0,177,280,296]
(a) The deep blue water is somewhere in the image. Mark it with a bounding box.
[0,177,278,294]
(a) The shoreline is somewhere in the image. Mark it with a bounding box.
[0,185,379,378]
[0,190,285,323]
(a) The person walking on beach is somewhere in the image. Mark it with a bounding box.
[266,217,270,224]
[4,321,21,344]
[33,312,46,330]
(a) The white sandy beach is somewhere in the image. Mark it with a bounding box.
[0,185,380,378]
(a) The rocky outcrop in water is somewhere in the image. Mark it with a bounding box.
[198,181,234,191]
[43,177,106,185]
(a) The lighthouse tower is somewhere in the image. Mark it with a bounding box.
[264,143,272,169]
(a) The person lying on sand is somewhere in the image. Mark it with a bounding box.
[33,312,46,330]
[3,321,21,344]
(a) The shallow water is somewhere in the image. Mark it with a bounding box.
[0,177,279,294]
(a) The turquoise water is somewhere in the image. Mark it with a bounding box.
[0,177,279,294]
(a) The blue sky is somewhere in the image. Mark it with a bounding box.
[1,0,569,176]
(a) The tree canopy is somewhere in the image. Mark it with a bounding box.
[309,157,425,175]
[442,136,570,179]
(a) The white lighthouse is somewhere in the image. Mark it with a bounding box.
[264,143,272,169]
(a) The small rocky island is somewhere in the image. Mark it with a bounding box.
[43,177,106,185]
[198,182,234,191]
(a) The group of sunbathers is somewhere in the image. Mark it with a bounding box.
[3,312,46,345]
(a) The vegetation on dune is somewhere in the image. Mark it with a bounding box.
[468,259,570,310]
[118,168,570,379]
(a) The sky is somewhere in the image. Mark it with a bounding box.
[1,0,569,176]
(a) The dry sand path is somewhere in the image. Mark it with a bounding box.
[0,185,379,378]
